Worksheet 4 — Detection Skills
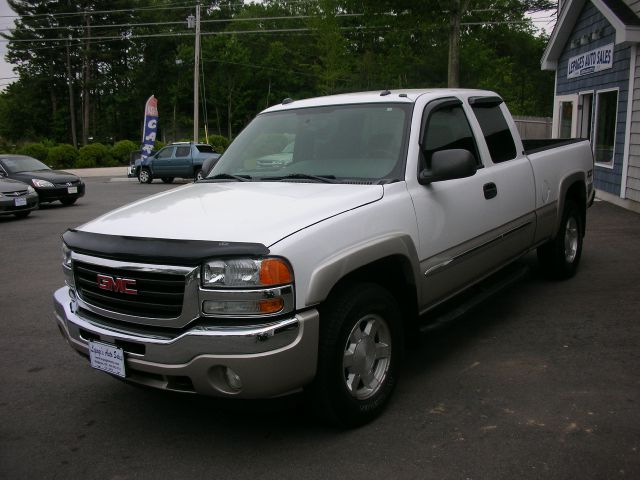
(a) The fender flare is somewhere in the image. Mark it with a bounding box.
[305,233,421,306]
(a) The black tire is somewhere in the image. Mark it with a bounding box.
[161,177,174,184]
[60,198,77,206]
[537,199,583,279]
[308,283,403,427]
[194,169,204,181]
[138,168,153,184]
[13,210,31,218]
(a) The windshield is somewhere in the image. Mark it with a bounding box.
[208,103,412,182]
[0,156,50,173]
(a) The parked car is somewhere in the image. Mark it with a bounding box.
[54,89,594,426]
[255,142,294,169]
[0,155,85,206]
[0,177,39,218]
[128,142,221,183]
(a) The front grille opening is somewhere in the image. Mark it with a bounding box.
[79,328,100,343]
[74,261,186,318]
[166,376,195,392]
[114,339,145,355]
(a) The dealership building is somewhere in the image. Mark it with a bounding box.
[542,0,640,212]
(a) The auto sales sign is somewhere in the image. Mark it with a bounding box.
[141,95,158,160]
[567,43,614,79]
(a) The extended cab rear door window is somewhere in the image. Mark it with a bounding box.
[470,97,517,163]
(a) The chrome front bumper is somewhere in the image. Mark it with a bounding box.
[53,287,319,398]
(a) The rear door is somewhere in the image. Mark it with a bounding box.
[170,145,193,177]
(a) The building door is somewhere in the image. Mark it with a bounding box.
[579,93,594,139]
[553,94,578,138]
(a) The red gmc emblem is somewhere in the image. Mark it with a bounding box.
[97,274,138,295]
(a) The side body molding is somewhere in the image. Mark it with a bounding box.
[305,233,421,307]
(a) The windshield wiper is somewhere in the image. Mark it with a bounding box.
[264,173,337,184]
[204,173,251,182]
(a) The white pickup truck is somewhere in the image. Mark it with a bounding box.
[54,89,594,426]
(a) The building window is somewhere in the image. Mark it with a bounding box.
[594,90,618,166]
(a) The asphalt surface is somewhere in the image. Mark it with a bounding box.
[1,175,639,479]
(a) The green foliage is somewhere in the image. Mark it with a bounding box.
[207,134,230,153]
[77,143,115,168]
[17,142,48,162]
[110,140,138,165]
[47,144,78,169]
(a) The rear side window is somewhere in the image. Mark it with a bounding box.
[471,103,517,163]
[196,145,215,153]
[175,146,190,157]
[422,103,479,169]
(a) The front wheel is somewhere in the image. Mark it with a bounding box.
[537,199,583,279]
[138,168,152,184]
[14,210,31,218]
[308,283,403,427]
[60,198,77,206]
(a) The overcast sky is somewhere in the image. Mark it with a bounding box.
[0,0,16,89]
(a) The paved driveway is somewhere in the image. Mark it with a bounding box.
[0,177,638,479]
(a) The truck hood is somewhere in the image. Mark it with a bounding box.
[78,182,383,246]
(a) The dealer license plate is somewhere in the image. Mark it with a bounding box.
[89,341,126,378]
[67,186,78,194]
[14,197,27,206]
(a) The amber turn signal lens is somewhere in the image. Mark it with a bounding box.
[259,298,285,314]
[259,258,292,285]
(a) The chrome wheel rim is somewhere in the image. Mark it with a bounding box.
[196,171,204,180]
[342,313,392,400]
[564,216,579,263]
[139,170,149,183]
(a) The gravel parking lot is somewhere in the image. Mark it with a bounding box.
[1,174,639,479]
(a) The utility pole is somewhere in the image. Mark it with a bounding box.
[65,38,78,149]
[188,4,201,143]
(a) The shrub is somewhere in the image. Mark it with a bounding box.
[207,134,230,153]
[78,143,115,168]
[17,142,49,162]
[110,140,138,165]
[47,144,78,169]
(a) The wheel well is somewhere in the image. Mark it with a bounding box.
[324,255,419,341]
[565,181,587,235]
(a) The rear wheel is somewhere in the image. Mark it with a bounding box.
[537,199,583,279]
[195,169,204,181]
[138,168,152,184]
[308,283,403,427]
[161,177,174,184]
[60,198,77,206]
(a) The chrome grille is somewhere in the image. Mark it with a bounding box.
[3,189,28,197]
[74,261,186,318]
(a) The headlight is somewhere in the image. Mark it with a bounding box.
[32,179,54,188]
[62,243,73,268]
[27,186,35,194]
[202,257,292,288]
[201,257,294,317]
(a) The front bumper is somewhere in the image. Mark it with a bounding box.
[53,287,319,398]
[37,184,85,202]
[0,192,38,215]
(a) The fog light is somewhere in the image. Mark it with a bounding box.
[224,367,242,391]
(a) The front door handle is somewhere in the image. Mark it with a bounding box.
[483,182,497,200]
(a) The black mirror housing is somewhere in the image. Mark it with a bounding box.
[419,149,477,185]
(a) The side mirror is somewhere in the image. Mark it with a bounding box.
[419,149,477,185]
[200,156,219,179]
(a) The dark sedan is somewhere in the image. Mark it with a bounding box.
[0,155,85,205]
[0,176,39,218]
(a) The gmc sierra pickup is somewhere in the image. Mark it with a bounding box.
[54,89,594,426]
